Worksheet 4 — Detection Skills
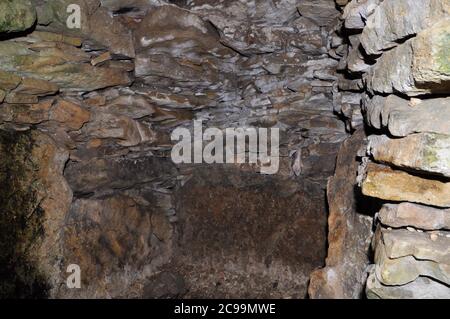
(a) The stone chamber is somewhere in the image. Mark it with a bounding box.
[0,0,448,299]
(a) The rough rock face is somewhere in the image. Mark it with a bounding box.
[362,163,450,208]
[3,0,447,300]
[363,95,450,136]
[308,129,373,299]
[0,0,36,33]
[0,130,71,298]
[364,19,450,96]
[335,0,450,299]
[174,167,328,298]
[368,134,450,177]
[378,203,450,231]
[0,0,348,298]
[298,0,341,26]
[360,0,449,56]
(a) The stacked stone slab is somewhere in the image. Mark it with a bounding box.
[339,0,450,298]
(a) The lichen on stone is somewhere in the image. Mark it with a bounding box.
[436,31,450,75]
[0,0,37,33]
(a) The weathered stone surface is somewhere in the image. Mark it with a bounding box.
[5,92,38,104]
[102,95,155,119]
[366,268,450,299]
[0,70,21,90]
[374,234,449,285]
[362,94,385,129]
[338,0,450,300]
[65,156,178,195]
[362,163,450,207]
[0,41,131,92]
[91,52,112,66]
[364,40,415,95]
[412,19,450,89]
[298,0,340,27]
[336,0,350,6]
[36,0,135,57]
[100,0,150,13]
[0,0,36,33]
[30,133,73,297]
[87,8,135,58]
[0,130,72,298]
[49,99,90,130]
[378,203,450,230]
[174,166,328,298]
[57,195,157,298]
[365,19,450,96]
[342,0,380,30]
[14,77,59,96]
[0,100,52,124]
[0,98,92,132]
[133,4,235,85]
[364,95,450,136]
[360,0,450,55]
[347,40,372,73]
[381,229,450,264]
[387,97,450,137]
[309,129,373,299]
[368,133,450,177]
[25,31,83,47]
[82,112,155,147]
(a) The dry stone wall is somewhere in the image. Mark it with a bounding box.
[337,0,450,299]
[0,0,347,298]
[1,0,447,300]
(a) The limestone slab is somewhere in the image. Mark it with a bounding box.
[368,133,450,177]
[365,19,450,96]
[362,163,450,207]
[297,0,340,27]
[361,0,449,55]
[366,269,450,299]
[0,0,36,33]
[374,240,449,286]
[382,229,450,264]
[379,203,450,230]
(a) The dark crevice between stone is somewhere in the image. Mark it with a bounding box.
[0,19,37,42]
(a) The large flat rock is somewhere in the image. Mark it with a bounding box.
[361,0,449,55]
[174,166,328,298]
[0,41,131,92]
[309,129,372,299]
[35,0,135,57]
[363,95,450,136]
[0,0,36,33]
[362,163,450,207]
[412,19,450,90]
[387,97,450,137]
[368,133,450,177]
[342,0,380,30]
[381,229,450,265]
[365,19,450,96]
[297,0,340,27]
[379,203,450,230]
[374,237,449,286]
[366,268,450,299]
